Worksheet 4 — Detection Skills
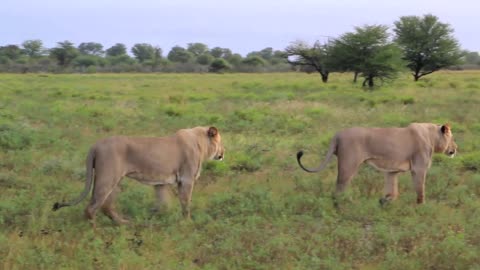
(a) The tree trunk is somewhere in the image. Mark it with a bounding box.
[353,71,359,83]
[321,72,329,83]
[368,76,374,88]
[362,75,374,88]
[413,68,421,81]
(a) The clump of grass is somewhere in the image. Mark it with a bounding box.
[461,152,480,171]
[207,188,276,219]
[400,96,415,105]
[164,106,183,117]
[230,152,262,172]
[0,124,32,150]
[203,160,229,176]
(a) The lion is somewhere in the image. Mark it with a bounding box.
[52,126,224,226]
[297,123,457,204]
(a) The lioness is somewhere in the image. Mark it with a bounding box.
[297,123,457,204]
[53,126,224,226]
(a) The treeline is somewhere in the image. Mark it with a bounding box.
[1,13,479,84]
[0,41,290,73]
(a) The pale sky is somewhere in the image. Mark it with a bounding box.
[1,0,478,55]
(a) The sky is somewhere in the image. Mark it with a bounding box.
[1,0,478,56]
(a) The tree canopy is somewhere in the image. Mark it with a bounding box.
[284,41,331,82]
[106,43,127,57]
[49,41,79,67]
[330,25,404,88]
[394,14,462,81]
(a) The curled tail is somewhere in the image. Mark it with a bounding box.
[52,147,96,211]
[297,135,337,173]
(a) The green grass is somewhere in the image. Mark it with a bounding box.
[1,71,480,269]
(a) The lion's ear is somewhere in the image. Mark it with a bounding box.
[441,123,451,134]
[208,126,218,137]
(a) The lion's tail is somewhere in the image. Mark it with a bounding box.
[52,147,96,211]
[297,135,337,173]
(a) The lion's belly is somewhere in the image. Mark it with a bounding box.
[126,172,177,185]
[366,159,410,172]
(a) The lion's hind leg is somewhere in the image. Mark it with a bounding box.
[85,170,125,226]
[102,186,130,225]
[335,158,361,194]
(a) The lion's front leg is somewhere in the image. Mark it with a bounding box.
[178,179,194,219]
[411,169,427,204]
[380,172,400,205]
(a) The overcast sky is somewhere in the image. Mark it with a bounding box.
[1,0,478,55]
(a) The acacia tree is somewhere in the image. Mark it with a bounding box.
[78,42,104,56]
[394,14,462,81]
[284,40,330,82]
[168,46,193,63]
[49,41,79,67]
[330,25,404,88]
[0,45,23,61]
[150,46,163,71]
[22,40,43,58]
[131,43,155,63]
[210,47,232,59]
[105,43,127,57]
[187,43,208,57]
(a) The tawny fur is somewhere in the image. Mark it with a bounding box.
[53,126,225,227]
[297,123,457,204]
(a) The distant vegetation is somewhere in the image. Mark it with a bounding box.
[1,14,478,85]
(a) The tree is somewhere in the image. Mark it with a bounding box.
[167,46,193,63]
[328,34,363,82]
[187,43,208,57]
[284,40,331,82]
[331,25,404,88]
[394,14,462,81]
[49,41,79,67]
[270,50,288,65]
[0,45,23,60]
[196,54,214,65]
[225,53,242,66]
[209,58,231,73]
[131,43,155,63]
[247,47,274,61]
[463,50,480,65]
[22,40,43,58]
[210,47,232,59]
[150,46,163,71]
[78,42,104,56]
[242,55,266,66]
[106,43,127,57]
[74,55,98,67]
[107,54,134,65]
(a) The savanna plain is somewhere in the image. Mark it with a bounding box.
[1,72,480,269]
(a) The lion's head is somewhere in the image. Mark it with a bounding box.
[207,126,224,161]
[437,124,457,158]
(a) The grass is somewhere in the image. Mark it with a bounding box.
[1,71,480,269]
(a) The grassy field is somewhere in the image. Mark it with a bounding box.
[1,71,480,269]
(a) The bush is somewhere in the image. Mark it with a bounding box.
[209,58,231,73]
